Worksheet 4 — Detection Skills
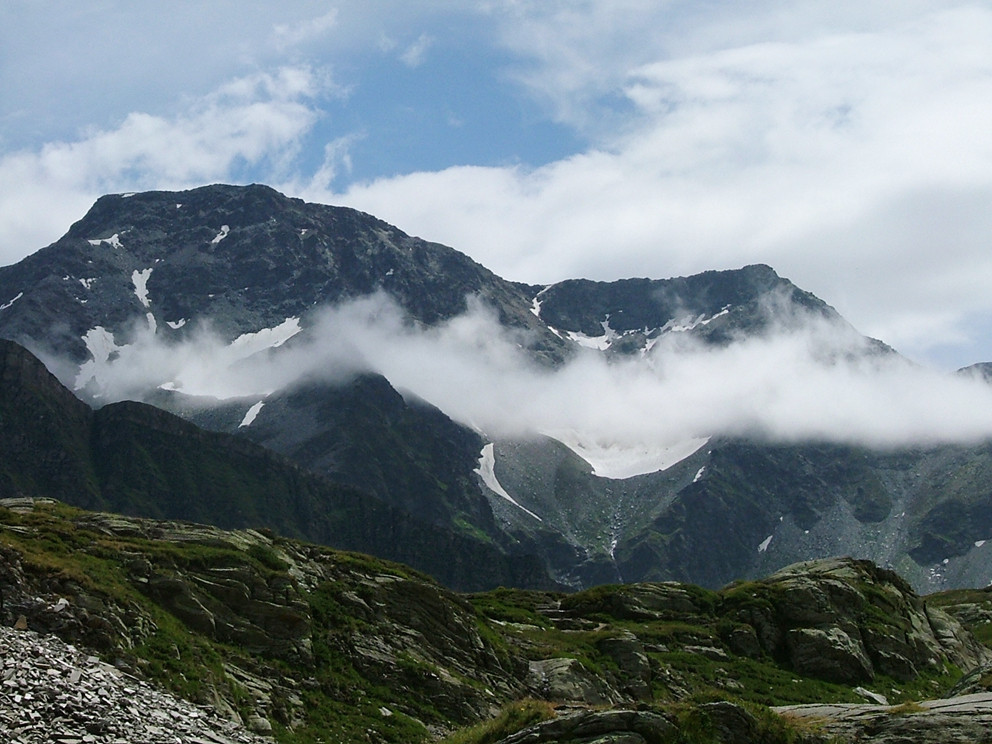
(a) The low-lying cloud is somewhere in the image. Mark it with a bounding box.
[73,294,992,469]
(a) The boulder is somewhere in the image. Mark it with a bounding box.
[527,658,623,705]
[786,626,874,684]
[497,709,676,744]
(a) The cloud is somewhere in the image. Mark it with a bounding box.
[400,34,435,68]
[72,294,992,467]
[5,0,992,372]
[272,10,340,50]
[0,67,327,265]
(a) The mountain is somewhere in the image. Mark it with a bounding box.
[0,183,564,367]
[3,497,992,742]
[0,338,552,591]
[2,184,991,593]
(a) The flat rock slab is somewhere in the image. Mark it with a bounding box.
[776,692,992,743]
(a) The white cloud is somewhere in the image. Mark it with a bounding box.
[272,10,340,50]
[400,34,435,68]
[71,293,992,456]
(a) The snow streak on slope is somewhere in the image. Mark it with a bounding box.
[211,225,230,244]
[87,234,123,249]
[546,431,710,478]
[228,318,301,357]
[132,269,153,308]
[0,292,23,311]
[238,401,265,428]
[475,444,542,521]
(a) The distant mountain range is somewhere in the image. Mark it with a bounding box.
[2,183,991,592]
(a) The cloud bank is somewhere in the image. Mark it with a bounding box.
[74,295,992,472]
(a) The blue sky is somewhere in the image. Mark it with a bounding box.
[3,1,992,369]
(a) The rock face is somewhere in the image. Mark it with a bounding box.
[0,184,564,365]
[722,558,991,685]
[778,694,992,743]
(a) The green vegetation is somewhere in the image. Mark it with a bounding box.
[439,700,555,744]
[1,501,984,743]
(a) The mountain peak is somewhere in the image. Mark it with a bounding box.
[2,184,564,363]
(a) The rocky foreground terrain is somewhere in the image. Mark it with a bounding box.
[1,624,268,743]
[3,496,992,742]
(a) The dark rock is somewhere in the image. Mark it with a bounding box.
[786,626,874,684]
[497,708,677,744]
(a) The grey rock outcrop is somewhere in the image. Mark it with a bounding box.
[778,693,992,743]
[724,557,991,684]
[526,658,623,705]
[496,708,677,744]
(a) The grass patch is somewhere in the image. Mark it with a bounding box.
[439,699,556,744]
[886,701,926,716]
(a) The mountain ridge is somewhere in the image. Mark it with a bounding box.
[0,338,556,591]
[2,183,992,594]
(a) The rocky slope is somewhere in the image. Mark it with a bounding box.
[1,624,269,743]
[0,184,565,366]
[3,497,991,742]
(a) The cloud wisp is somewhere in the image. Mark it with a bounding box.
[73,294,992,475]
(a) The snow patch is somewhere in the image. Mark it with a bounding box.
[567,318,619,351]
[692,466,706,483]
[229,317,301,358]
[975,540,986,548]
[211,225,230,244]
[530,297,542,318]
[549,433,710,479]
[239,401,265,428]
[88,233,123,250]
[145,313,157,333]
[166,319,187,330]
[476,444,541,521]
[74,327,121,392]
[132,268,153,308]
[0,292,23,311]
[661,307,732,334]
[79,278,96,290]
[758,535,773,553]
